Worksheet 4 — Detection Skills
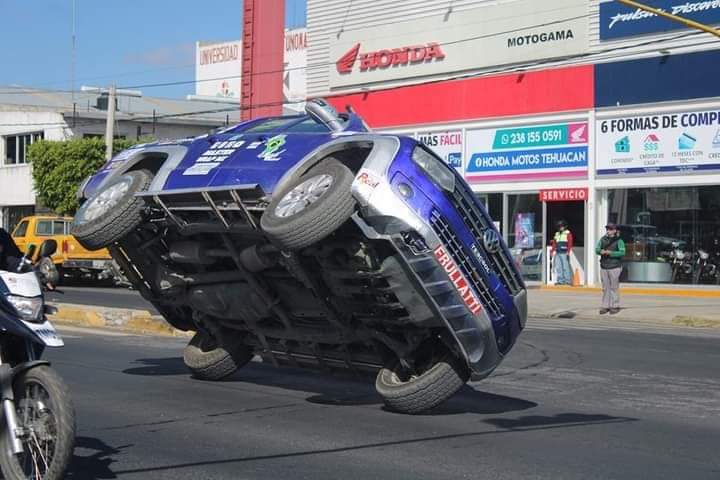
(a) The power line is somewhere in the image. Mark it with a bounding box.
[2,11,715,98]
[0,29,715,129]
[120,13,594,90]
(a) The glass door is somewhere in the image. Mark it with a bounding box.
[506,193,544,282]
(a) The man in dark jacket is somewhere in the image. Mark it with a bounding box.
[0,228,23,271]
[595,223,626,314]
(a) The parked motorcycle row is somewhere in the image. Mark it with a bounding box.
[668,240,720,285]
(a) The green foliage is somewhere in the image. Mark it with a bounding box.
[27,137,142,215]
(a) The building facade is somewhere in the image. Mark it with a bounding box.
[305,0,720,287]
[0,87,241,230]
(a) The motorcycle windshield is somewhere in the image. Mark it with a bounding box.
[0,271,41,297]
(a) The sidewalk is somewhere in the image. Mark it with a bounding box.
[528,286,720,327]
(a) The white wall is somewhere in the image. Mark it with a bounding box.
[307,0,720,97]
[0,111,71,212]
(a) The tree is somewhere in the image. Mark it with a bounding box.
[27,137,142,215]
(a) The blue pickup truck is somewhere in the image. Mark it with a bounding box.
[72,100,526,414]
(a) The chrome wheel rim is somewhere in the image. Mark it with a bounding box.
[82,179,131,222]
[275,174,333,218]
[16,381,57,479]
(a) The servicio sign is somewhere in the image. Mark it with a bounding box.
[539,188,588,202]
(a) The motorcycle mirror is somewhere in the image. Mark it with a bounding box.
[25,244,37,259]
[39,239,57,258]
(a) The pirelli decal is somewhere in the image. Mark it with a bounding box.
[433,245,483,315]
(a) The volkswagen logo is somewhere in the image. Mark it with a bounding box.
[482,229,501,254]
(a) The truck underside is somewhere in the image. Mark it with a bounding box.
[111,182,447,374]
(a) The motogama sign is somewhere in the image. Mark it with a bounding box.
[328,0,587,88]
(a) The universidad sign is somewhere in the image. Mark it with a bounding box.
[599,0,720,40]
[596,109,720,175]
[465,122,589,182]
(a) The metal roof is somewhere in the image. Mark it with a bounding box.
[0,86,244,126]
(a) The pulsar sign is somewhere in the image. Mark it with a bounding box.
[336,42,445,74]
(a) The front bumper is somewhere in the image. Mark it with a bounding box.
[351,137,526,377]
[62,259,113,271]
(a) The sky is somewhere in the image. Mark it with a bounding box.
[0,0,306,99]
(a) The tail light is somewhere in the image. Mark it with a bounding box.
[62,240,69,254]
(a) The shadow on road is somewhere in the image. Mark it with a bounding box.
[123,357,189,376]
[65,436,130,479]
[107,412,636,477]
[122,357,536,415]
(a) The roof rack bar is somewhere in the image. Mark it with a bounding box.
[153,195,185,228]
[201,191,230,229]
[230,189,258,230]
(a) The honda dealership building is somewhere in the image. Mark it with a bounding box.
[304,0,720,287]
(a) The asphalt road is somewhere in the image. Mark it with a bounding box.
[43,321,720,480]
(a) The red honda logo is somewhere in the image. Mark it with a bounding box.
[336,43,360,74]
[336,42,445,74]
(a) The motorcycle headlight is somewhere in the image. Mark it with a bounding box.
[412,146,455,192]
[6,295,44,323]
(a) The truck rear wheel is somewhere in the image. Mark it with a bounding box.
[375,351,469,414]
[183,332,254,381]
[71,170,153,251]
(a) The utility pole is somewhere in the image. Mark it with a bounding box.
[616,0,720,38]
[105,85,117,161]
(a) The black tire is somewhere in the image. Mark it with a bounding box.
[693,266,702,285]
[260,158,356,250]
[375,353,470,414]
[0,366,75,480]
[671,266,678,283]
[183,332,254,381]
[71,170,153,251]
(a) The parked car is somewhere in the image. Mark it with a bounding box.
[12,216,115,283]
[71,99,527,414]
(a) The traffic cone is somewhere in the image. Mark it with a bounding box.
[572,268,581,286]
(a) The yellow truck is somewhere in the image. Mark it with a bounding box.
[12,215,116,282]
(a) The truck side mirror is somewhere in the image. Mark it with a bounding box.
[39,239,57,258]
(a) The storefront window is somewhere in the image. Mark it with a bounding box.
[607,186,720,284]
[508,194,543,281]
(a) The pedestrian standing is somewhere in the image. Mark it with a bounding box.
[596,223,626,314]
[551,220,573,285]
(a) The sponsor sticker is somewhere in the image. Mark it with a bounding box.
[183,140,245,176]
[353,168,381,199]
[433,245,483,315]
[258,135,287,161]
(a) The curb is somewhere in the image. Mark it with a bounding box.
[540,285,720,298]
[49,303,192,337]
[532,312,720,328]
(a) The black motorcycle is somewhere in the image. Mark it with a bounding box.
[0,240,75,479]
[670,248,694,283]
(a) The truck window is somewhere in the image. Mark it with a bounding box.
[53,220,64,235]
[13,220,29,238]
[36,220,53,236]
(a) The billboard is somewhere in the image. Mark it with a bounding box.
[599,0,720,40]
[283,28,308,111]
[328,0,588,89]
[465,122,589,182]
[416,130,463,171]
[195,40,242,98]
[596,109,720,175]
